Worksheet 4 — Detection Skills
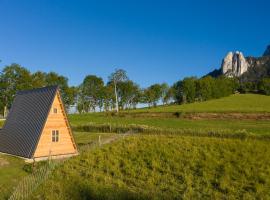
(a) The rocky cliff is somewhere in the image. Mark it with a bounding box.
[207,45,270,78]
[241,56,270,82]
[221,51,249,77]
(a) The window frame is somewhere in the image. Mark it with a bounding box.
[52,130,59,142]
[53,108,58,114]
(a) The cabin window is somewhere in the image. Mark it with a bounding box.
[52,130,59,142]
[53,108,58,114]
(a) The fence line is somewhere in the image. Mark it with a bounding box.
[8,133,127,200]
[9,160,57,200]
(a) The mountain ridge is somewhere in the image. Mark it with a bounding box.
[207,45,270,80]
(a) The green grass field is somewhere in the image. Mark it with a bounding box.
[70,114,270,135]
[129,94,270,113]
[32,135,270,199]
[1,94,270,199]
[0,132,112,199]
[0,154,28,199]
[69,94,270,136]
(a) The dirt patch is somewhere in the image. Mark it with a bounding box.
[184,113,270,120]
[0,157,10,167]
[113,112,270,120]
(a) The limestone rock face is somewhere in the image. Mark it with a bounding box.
[263,45,270,56]
[222,52,233,74]
[221,51,249,77]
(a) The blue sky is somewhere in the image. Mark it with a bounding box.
[0,0,269,87]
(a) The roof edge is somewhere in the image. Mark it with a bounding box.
[17,85,59,95]
[28,87,59,158]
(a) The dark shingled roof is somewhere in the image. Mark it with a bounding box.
[0,86,58,158]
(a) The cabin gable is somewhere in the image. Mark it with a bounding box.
[33,91,77,158]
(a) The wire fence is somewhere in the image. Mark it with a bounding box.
[7,133,127,200]
[9,160,57,200]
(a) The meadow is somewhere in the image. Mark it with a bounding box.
[0,132,116,199]
[70,94,270,136]
[1,93,270,199]
[0,154,28,199]
[129,94,270,113]
[70,114,270,136]
[31,135,270,199]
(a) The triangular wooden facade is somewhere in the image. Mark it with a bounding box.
[33,90,78,159]
[0,86,78,161]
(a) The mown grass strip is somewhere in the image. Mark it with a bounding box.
[72,123,270,140]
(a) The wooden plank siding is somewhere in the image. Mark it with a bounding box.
[33,91,77,158]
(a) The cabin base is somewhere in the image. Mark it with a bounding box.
[25,153,79,163]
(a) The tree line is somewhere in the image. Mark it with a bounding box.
[1,63,270,116]
[0,64,77,117]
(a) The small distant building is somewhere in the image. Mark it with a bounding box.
[0,86,78,161]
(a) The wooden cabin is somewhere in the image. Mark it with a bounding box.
[0,86,78,161]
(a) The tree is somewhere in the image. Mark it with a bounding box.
[0,64,32,117]
[213,77,238,98]
[196,76,214,101]
[117,80,140,109]
[77,85,88,114]
[239,81,257,93]
[65,86,78,112]
[163,87,175,105]
[45,72,74,109]
[79,75,104,112]
[103,84,115,112]
[31,71,46,88]
[108,69,128,112]
[160,83,169,105]
[173,77,197,104]
[259,78,270,95]
[143,84,163,107]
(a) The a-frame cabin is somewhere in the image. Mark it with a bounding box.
[0,86,78,161]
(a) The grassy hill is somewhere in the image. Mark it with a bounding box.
[32,135,270,199]
[69,94,270,136]
[0,132,117,198]
[1,94,270,199]
[131,94,270,113]
[70,114,270,135]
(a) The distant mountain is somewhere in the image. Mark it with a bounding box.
[221,51,249,77]
[206,68,222,77]
[207,45,270,80]
[241,56,270,82]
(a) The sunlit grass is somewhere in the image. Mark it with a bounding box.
[0,132,112,199]
[129,94,270,113]
[0,154,28,198]
[70,114,270,135]
[32,135,270,199]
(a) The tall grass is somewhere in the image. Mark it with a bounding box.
[9,160,57,200]
[0,155,29,199]
[3,133,123,200]
[31,135,270,199]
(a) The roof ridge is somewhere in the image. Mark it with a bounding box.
[17,85,59,95]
